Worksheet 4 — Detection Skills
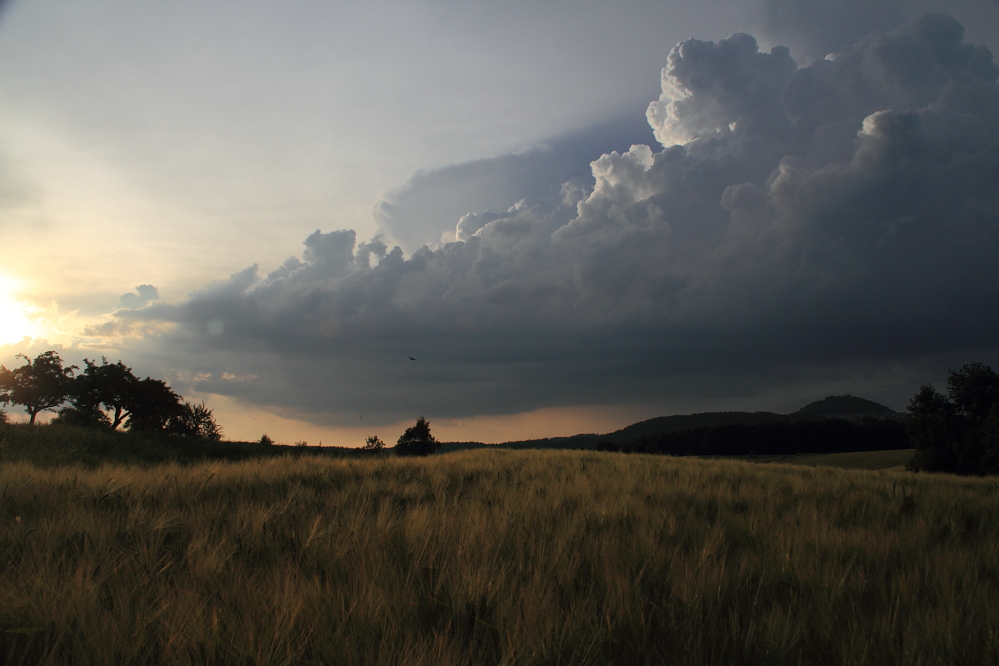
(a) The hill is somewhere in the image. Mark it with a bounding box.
[440,395,907,453]
[603,418,910,456]
[794,395,904,420]
[602,410,821,442]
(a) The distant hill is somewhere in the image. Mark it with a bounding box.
[599,418,910,457]
[794,395,906,421]
[439,394,907,453]
[602,411,823,443]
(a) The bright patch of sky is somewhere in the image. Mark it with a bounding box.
[0,0,740,308]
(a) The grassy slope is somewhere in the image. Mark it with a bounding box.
[1,449,996,665]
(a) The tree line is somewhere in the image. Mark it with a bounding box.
[596,418,909,457]
[0,351,222,440]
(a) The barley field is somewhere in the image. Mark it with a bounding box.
[0,450,996,665]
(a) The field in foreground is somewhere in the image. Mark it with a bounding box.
[1,451,996,665]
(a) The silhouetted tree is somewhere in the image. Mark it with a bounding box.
[166,401,224,440]
[70,357,184,431]
[907,363,999,475]
[906,384,960,472]
[364,435,385,450]
[70,358,139,429]
[395,416,439,456]
[124,378,184,432]
[947,362,999,423]
[0,351,77,424]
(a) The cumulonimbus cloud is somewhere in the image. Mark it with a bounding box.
[118,13,999,425]
[372,113,656,252]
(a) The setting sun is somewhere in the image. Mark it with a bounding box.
[0,275,41,345]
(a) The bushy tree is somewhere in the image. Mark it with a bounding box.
[363,435,385,450]
[70,358,141,429]
[907,363,999,475]
[70,357,184,431]
[0,352,226,440]
[947,362,999,422]
[0,351,77,424]
[166,401,224,440]
[394,416,439,456]
[123,378,184,432]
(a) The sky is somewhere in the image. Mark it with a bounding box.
[1,0,998,446]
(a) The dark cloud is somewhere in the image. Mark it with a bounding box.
[752,0,999,63]
[754,0,908,62]
[120,13,999,425]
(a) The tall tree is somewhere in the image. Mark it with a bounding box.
[71,358,183,431]
[946,363,999,423]
[907,363,999,475]
[906,384,961,473]
[0,351,76,424]
[124,377,184,432]
[71,358,140,429]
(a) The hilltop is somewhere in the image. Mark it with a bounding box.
[793,395,901,420]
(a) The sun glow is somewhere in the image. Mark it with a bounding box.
[0,275,43,345]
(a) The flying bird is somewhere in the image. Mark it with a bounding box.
[409,357,417,361]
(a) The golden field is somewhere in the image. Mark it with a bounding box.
[1,449,996,665]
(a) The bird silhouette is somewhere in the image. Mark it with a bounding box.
[409,357,417,361]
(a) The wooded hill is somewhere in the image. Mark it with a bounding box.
[439,395,910,454]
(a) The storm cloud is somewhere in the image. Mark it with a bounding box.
[373,113,656,252]
[753,0,999,63]
[119,13,999,426]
